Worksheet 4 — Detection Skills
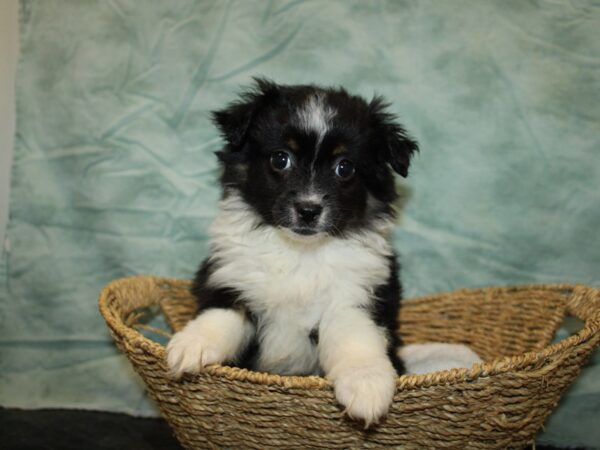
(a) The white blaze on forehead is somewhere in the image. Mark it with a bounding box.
[297,192,323,204]
[296,93,336,147]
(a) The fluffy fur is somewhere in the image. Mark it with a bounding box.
[167,78,422,426]
[398,343,482,375]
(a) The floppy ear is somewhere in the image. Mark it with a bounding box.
[369,96,419,177]
[211,78,280,151]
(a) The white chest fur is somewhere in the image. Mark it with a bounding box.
[205,194,393,375]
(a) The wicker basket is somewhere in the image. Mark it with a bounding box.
[99,276,600,449]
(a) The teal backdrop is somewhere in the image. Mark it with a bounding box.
[0,1,599,447]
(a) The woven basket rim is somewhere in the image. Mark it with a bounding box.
[99,276,600,391]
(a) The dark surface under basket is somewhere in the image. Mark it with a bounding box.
[99,277,600,449]
[1,407,589,450]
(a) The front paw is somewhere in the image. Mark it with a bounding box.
[166,327,225,378]
[330,358,396,428]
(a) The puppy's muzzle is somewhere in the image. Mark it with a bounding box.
[294,201,323,225]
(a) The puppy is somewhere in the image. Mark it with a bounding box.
[167,79,418,426]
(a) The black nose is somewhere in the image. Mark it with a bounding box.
[295,202,323,224]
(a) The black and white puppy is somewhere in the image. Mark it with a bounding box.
[167,79,418,426]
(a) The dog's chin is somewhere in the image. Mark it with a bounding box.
[292,227,319,236]
[277,226,329,245]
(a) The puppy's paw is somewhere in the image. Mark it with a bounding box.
[398,343,482,375]
[166,326,225,378]
[330,358,396,428]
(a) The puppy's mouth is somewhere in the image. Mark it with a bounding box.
[277,225,329,243]
[291,227,319,236]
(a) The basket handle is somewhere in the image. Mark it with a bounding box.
[99,276,184,357]
[565,285,600,322]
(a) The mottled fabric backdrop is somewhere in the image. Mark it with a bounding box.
[0,0,599,447]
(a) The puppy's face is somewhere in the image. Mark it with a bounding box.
[213,79,418,237]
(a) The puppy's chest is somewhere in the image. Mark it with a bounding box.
[208,225,392,374]
[210,232,390,315]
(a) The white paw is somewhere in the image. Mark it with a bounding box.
[166,327,225,378]
[165,308,254,378]
[398,343,482,375]
[330,358,396,428]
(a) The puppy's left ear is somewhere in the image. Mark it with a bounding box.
[369,96,419,177]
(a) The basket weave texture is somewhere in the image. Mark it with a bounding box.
[99,276,600,449]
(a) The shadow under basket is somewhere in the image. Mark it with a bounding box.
[98,276,600,449]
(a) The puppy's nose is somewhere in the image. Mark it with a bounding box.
[295,202,323,224]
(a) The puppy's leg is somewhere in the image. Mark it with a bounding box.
[319,307,396,427]
[167,307,254,378]
[399,343,482,374]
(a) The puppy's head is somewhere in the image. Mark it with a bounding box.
[213,78,418,238]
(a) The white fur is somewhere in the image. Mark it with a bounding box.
[298,193,323,204]
[206,193,393,377]
[166,308,254,377]
[329,360,396,428]
[319,306,397,427]
[399,343,482,374]
[296,93,336,148]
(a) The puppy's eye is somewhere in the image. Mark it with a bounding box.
[334,159,355,179]
[270,151,293,171]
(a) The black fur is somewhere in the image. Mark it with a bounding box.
[191,259,260,369]
[370,255,405,373]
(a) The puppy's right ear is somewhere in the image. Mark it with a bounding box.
[368,96,419,178]
[212,78,280,151]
